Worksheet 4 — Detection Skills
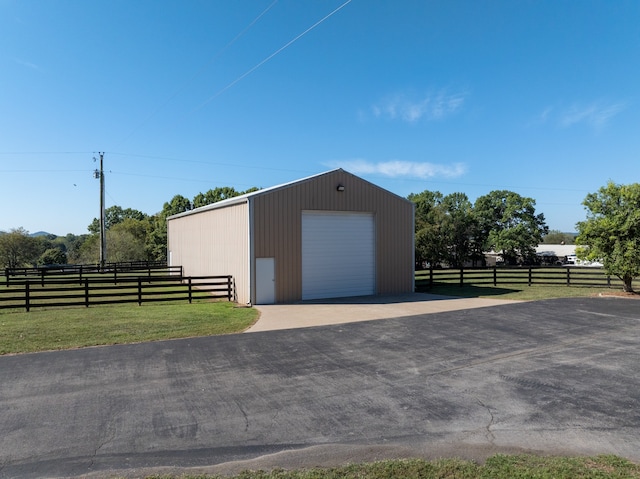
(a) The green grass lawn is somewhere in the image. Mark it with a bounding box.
[132,454,640,479]
[415,267,630,301]
[423,283,622,301]
[0,299,258,355]
[1,277,630,355]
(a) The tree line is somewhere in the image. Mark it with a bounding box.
[2,182,639,292]
[0,186,556,269]
[411,189,548,268]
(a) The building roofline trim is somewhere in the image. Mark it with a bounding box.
[167,167,412,220]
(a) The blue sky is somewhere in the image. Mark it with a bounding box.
[1,0,638,236]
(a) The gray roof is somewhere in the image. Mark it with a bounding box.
[535,244,576,257]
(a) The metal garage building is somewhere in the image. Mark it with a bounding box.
[167,169,415,305]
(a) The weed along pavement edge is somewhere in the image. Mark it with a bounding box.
[1,297,639,478]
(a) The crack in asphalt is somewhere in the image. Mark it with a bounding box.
[88,422,118,469]
[234,398,250,432]
[476,398,495,445]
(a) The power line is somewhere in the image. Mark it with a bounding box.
[0,158,595,196]
[0,151,91,155]
[0,149,596,196]
[0,169,90,173]
[106,151,311,174]
[108,170,264,188]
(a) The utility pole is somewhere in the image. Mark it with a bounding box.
[94,152,106,270]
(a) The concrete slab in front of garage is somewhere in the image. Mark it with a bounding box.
[248,293,521,332]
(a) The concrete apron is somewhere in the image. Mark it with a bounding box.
[248,293,521,332]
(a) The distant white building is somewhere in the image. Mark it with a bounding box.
[484,244,602,267]
[536,244,602,267]
[535,244,576,258]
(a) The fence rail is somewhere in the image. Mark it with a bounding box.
[5,263,183,286]
[0,275,233,312]
[415,266,622,290]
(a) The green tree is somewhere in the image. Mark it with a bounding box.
[33,234,63,261]
[88,206,148,234]
[474,190,548,265]
[440,192,476,268]
[39,248,68,265]
[145,215,168,262]
[576,182,640,292]
[74,235,99,264]
[163,195,192,216]
[60,233,90,263]
[75,219,149,264]
[408,190,445,268]
[0,227,40,268]
[106,221,147,262]
[193,187,239,208]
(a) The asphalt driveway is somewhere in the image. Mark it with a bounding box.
[1,296,639,478]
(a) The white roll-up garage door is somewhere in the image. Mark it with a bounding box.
[302,211,375,300]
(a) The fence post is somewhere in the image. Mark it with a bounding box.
[607,275,611,288]
[459,267,464,287]
[493,267,497,286]
[41,269,45,287]
[79,265,83,285]
[429,267,433,287]
[114,268,118,284]
[138,278,142,306]
[227,276,232,301]
[188,277,192,304]
[25,281,30,312]
[5,268,9,287]
[566,267,571,286]
[528,267,532,286]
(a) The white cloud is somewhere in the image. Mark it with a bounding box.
[14,58,39,69]
[536,106,554,124]
[370,90,466,123]
[559,101,626,129]
[329,159,467,179]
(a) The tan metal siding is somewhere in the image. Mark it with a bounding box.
[168,202,250,304]
[253,169,414,302]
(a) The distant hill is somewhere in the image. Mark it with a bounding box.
[30,231,56,238]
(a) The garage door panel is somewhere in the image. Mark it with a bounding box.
[302,211,375,300]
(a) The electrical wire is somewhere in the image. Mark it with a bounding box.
[0,169,91,174]
[0,151,596,196]
[109,170,262,188]
[0,151,91,155]
[106,151,311,174]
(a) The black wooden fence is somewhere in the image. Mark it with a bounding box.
[5,262,182,286]
[0,275,233,312]
[415,266,623,290]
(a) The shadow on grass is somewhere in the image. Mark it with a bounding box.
[417,284,522,298]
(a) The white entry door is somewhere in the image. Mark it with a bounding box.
[255,257,275,304]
